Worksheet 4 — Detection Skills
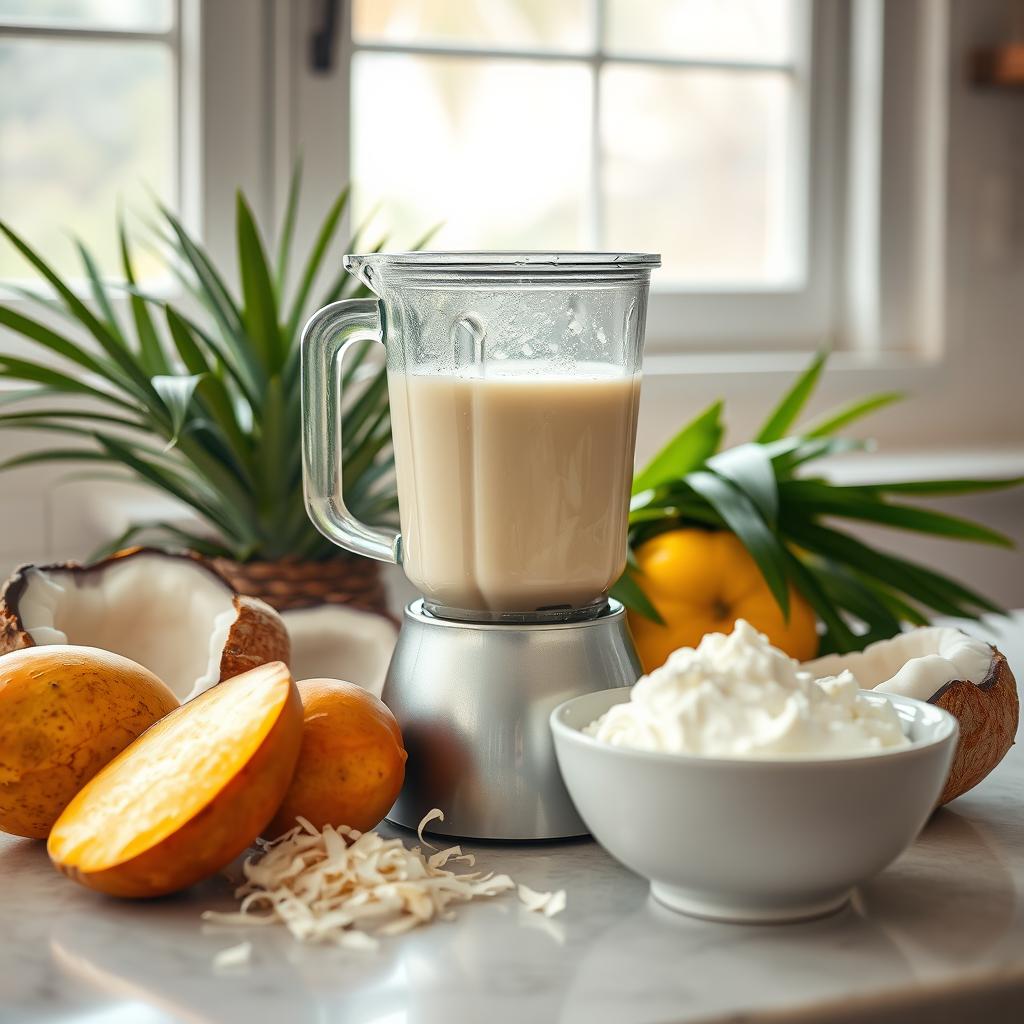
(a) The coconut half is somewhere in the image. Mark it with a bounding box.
[806,627,1019,805]
[0,548,290,703]
[281,604,397,698]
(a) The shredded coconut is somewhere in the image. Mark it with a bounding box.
[518,884,567,917]
[201,811,564,949]
[212,941,251,968]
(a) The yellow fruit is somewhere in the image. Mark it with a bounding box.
[0,646,179,839]
[47,662,302,898]
[265,678,407,838]
[628,528,819,672]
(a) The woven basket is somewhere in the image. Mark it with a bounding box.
[211,553,389,615]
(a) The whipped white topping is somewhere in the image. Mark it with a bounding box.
[586,620,910,758]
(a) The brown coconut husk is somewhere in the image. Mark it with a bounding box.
[934,648,1018,805]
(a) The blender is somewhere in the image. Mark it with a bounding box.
[301,252,659,840]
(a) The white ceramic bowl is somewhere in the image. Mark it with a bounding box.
[551,688,958,923]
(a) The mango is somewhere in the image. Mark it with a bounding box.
[0,646,178,839]
[265,678,407,838]
[48,661,302,898]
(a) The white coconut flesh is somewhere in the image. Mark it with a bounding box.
[282,604,397,698]
[805,627,993,702]
[16,554,238,701]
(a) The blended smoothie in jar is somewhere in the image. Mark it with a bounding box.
[387,361,641,616]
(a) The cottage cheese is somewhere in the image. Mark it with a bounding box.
[586,620,910,757]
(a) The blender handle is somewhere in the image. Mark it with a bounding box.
[300,299,402,564]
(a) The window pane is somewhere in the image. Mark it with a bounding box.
[352,54,591,250]
[353,0,591,52]
[602,66,794,285]
[605,0,794,64]
[0,40,174,280]
[0,0,171,31]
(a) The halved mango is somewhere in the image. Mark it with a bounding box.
[47,661,302,898]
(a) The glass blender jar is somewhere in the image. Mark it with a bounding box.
[302,252,659,839]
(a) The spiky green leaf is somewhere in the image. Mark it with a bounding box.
[275,158,303,298]
[803,391,904,438]
[781,480,1015,547]
[610,568,664,625]
[285,184,350,340]
[686,470,790,618]
[236,191,283,372]
[632,400,723,496]
[755,350,827,443]
[708,442,778,527]
[152,373,205,445]
[119,215,168,375]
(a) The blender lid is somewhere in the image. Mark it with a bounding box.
[344,251,662,278]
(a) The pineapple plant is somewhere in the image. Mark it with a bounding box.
[0,177,1017,638]
[614,351,1023,664]
[0,165,421,611]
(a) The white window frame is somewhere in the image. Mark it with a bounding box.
[0,0,284,298]
[275,0,846,353]
[0,0,188,276]
[3,1,1018,458]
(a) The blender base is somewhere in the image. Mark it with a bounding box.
[382,598,641,841]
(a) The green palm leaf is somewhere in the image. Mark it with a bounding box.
[164,308,252,474]
[633,400,723,495]
[0,221,161,410]
[119,214,168,375]
[686,469,790,618]
[236,191,284,372]
[803,391,904,438]
[0,354,139,410]
[75,239,121,334]
[755,350,827,443]
[780,550,857,653]
[863,476,1024,496]
[707,442,778,527]
[610,568,664,625]
[0,306,116,382]
[284,184,350,340]
[275,158,303,297]
[781,479,1014,547]
[152,373,204,445]
[0,409,145,431]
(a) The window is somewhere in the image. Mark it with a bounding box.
[336,0,841,350]
[0,0,179,281]
[351,0,804,288]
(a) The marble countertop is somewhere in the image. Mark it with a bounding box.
[3,615,1023,1024]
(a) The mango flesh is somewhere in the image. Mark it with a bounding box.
[48,661,302,898]
[265,678,407,838]
[0,645,179,839]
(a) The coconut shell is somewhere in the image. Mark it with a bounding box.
[221,594,291,680]
[933,647,1018,805]
[0,548,290,691]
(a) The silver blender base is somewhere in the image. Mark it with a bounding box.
[382,598,641,841]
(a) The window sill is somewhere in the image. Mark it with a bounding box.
[817,446,1024,485]
[643,347,940,382]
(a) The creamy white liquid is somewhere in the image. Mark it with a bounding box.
[586,620,911,758]
[388,362,641,615]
